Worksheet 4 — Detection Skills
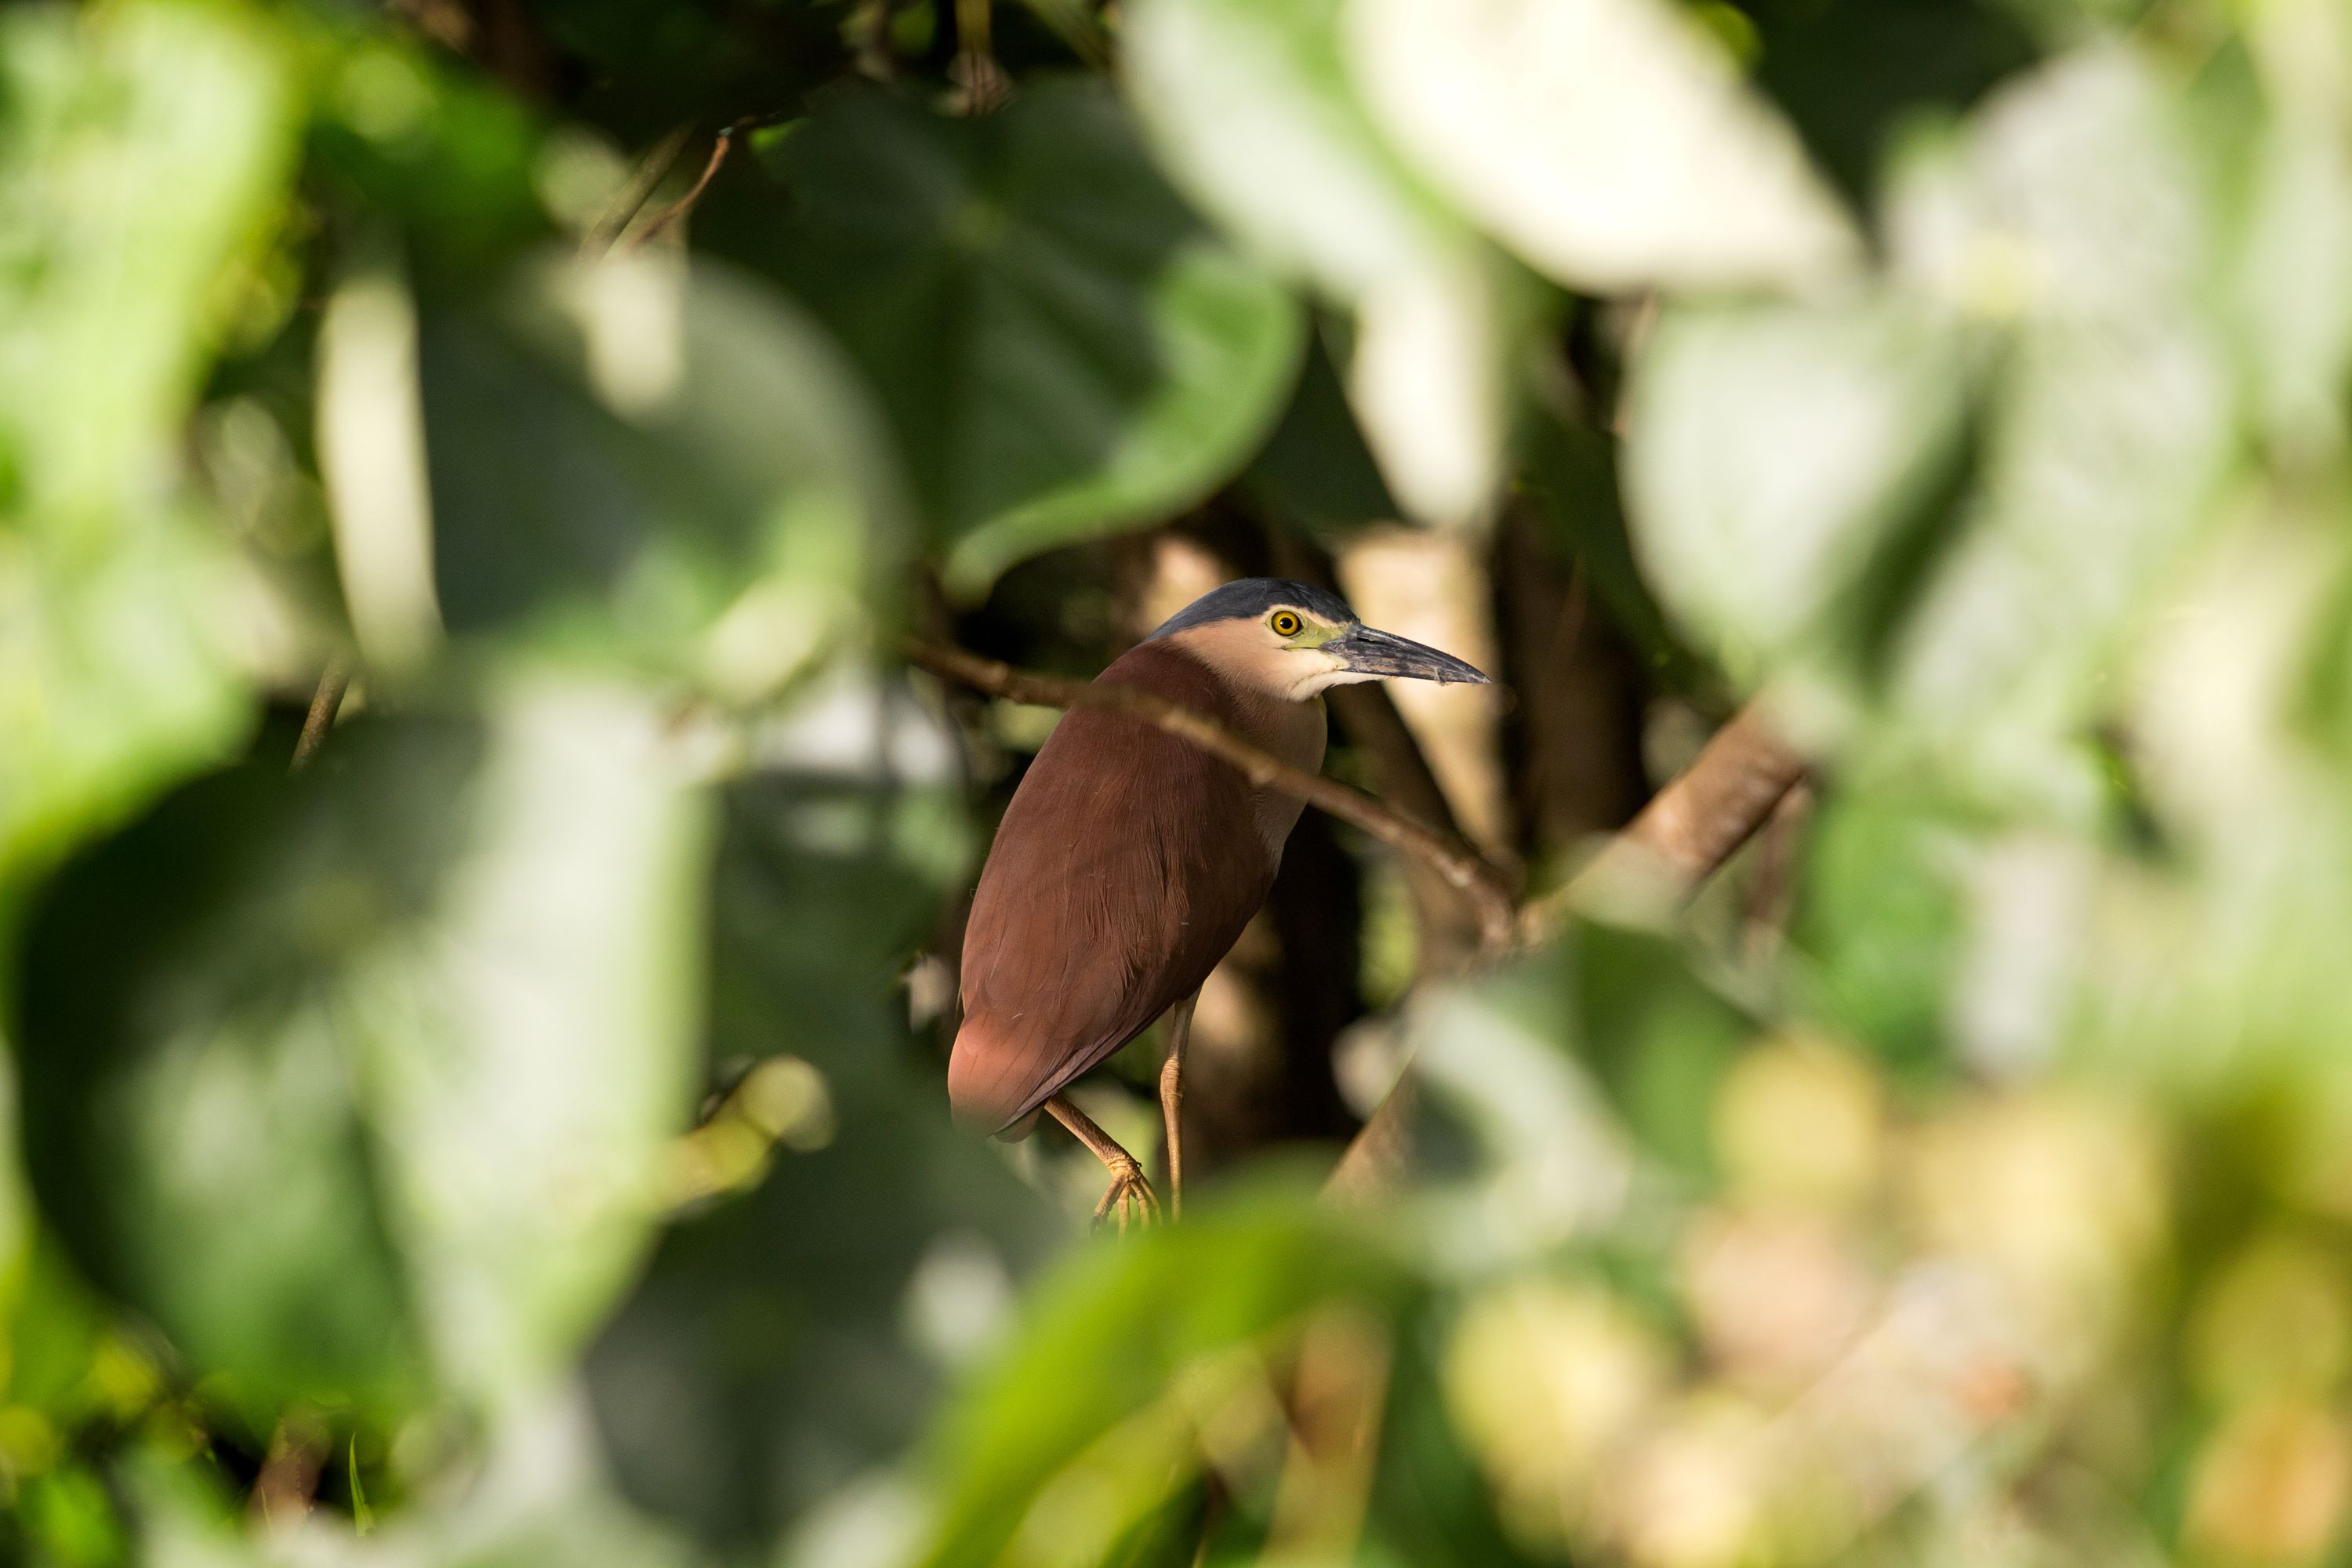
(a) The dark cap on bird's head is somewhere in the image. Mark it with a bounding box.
[1143,576,1489,701]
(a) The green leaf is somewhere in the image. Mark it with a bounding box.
[411,250,908,697]
[1882,49,2232,791]
[15,678,710,1421]
[1122,0,1512,521]
[0,526,255,898]
[586,673,1059,1549]
[1123,0,1462,299]
[1621,46,2233,805]
[1407,926,1755,1252]
[1346,0,1858,292]
[1623,294,1970,688]
[765,78,1305,595]
[916,1196,1410,1568]
[303,33,550,279]
[0,1,300,892]
[1791,784,1976,1079]
[0,1,297,521]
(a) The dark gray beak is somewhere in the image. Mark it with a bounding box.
[1330,625,1490,685]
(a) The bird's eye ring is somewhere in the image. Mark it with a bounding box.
[1270,610,1302,637]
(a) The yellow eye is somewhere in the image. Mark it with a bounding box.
[1270,610,1302,637]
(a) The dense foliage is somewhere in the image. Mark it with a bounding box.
[5,0,2352,1563]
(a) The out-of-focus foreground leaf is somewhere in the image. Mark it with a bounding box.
[588,674,1065,1551]
[764,78,1303,597]
[913,1197,1415,1568]
[1626,45,2230,806]
[14,681,708,1425]
[0,1,296,893]
[412,252,907,698]
[1346,0,1860,292]
[1122,0,1512,523]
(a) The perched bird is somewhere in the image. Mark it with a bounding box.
[949,578,1488,1223]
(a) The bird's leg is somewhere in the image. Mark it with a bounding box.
[1045,1094,1160,1231]
[1159,990,1198,1219]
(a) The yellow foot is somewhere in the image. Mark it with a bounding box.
[1091,1156,1160,1232]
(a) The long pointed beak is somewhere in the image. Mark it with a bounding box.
[1330,624,1490,685]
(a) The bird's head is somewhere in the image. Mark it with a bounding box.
[1145,578,1490,702]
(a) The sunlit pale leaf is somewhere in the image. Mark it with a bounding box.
[1346,0,1859,292]
[1624,296,1969,686]
[0,534,255,899]
[1123,0,1460,298]
[1345,254,1518,524]
[1124,0,1512,521]
[2229,0,2352,458]
[1884,49,2230,788]
[0,2,296,519]
[0,2,298,891]
[765,80,1304,595]
[16,679,709,1421]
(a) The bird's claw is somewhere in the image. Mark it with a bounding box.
[1091,1156,1160,1232]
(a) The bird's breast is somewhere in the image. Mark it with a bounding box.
[1246,695,1327,860]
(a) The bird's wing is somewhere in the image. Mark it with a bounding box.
[951,652,1277,1133]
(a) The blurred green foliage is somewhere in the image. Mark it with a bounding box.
[7,0,2352,1564]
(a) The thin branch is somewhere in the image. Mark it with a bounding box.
[629,109,804,253]
[1326,700,1807,1204]
[250,1410,325,1527]
[630,125,740,252]
[291,659,351,774]
[583,122,695,259]
[1520,704,1806,942]
[905,641,1519,949]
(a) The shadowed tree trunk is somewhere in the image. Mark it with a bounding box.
[1494,503,1653,868]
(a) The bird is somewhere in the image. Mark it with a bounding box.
[948,578,1490,1225]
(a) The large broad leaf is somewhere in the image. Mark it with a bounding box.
[0,2,296,519]
[0,529,256,903]
[401,250,906,697]
[1345,0,1859,292]
[914,1198,1412,1568]
[0,2,297,891]
[586,672,1061,1549]
[1123,0,1461,299]
[13,679,709,1423]
[1882,49,2231,790]
[1122,0,1512,522]
[764,78,1305,594]
[1404,924,1754,1262]
[1623,296,1970,688]
[1621,45,2230,804]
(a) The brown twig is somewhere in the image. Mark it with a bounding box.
[291,659,350,774]
[1324,700,1807,1203]
[949,0,1012,114]
[905,641,1519,949]
[250,1411,325,1527]
[583,122,695,259]
[1521,704,1807,941]
[630,124,742,252]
